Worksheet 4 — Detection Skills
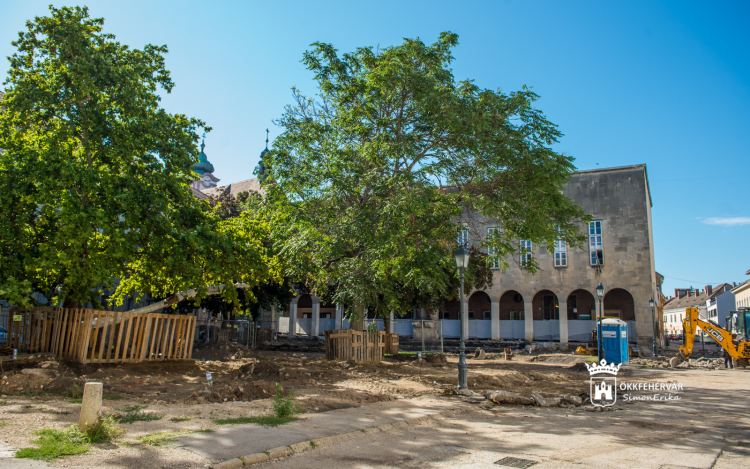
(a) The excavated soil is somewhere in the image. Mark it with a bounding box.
[0,344,594,411]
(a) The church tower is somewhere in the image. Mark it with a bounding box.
[191,135,220,191]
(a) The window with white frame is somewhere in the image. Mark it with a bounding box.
[554,227,567,267]
[520,240,532,268]
[486,227,499,269]
[457,228,468,247]
[589,220,603,266]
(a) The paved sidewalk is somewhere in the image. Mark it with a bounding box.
[177,396,454,461]
[0,441,51,469]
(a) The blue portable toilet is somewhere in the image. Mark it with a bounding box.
[600,318,629,364]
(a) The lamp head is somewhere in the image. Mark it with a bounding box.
[596,282,604,300]
[454,245,470,270]
[649,298,655,309]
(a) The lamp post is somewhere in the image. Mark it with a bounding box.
[454,245,470,391]
[596,282,604,362]
[649,298,657,357]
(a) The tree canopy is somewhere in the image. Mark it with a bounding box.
[0,6,278,308]
[263,32,589,321]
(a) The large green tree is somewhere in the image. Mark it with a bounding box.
[0,6,277,308]
[263,33,589,325]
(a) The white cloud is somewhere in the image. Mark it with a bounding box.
[702,217,750,226]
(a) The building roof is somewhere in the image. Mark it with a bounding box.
[201,178,264,198]
[733,279,750,294]
[191,186,209,200]
[708,283,734,299]
[663,290,709,310]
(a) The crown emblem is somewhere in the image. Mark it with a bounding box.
[586,359,621,376]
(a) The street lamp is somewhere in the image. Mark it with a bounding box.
[649,298,657,357]
[454,245,470,391]
[596,282,604,362]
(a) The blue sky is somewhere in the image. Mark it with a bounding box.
[2,0,749,297]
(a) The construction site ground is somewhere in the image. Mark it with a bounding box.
[0,342,748,468]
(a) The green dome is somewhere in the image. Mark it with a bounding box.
[193,140,214,174]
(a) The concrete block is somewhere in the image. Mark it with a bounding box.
[240,453,270,465]
[289,442,311,454]
[215,458,244,469]
[362,427,380,434]
[329,433,350,444]
[266,446,293,459]
[79,382,103,431]
[344,431,362,440]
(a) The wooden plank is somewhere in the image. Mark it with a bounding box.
[112,313,126,363]
[171,317,182,360]
[77,310,93,364]
[105,312,116,362]
[58,309,69,358]
[96,312,107,364]
[121,315,134,363]
[186,316,196,360]
[140,314,154,362]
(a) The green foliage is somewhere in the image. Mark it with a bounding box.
[272,384,299,419]
[211,416,255,425]
[264,33,590,320]
[85,415,124,444]
[113,405,164,424]
[0,6,278,308]
[15,426,89,460]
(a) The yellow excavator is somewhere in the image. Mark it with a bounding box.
[671,307,750,368]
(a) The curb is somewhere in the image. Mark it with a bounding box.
[211,410,456,468]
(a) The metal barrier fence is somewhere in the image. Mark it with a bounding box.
[194,319,251,347]
[395,320,444,354]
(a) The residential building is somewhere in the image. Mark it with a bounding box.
[705,283,736,328]
[663,288,709,336]
[732,275,750,310]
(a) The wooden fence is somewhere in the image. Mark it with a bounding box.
[5,308,195,364]
[325,330,395,362]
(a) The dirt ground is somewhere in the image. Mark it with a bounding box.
[0,342,703,468]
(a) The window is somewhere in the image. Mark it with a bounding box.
[458,228,469,247]
[589,220,603,266]
[554,229,567,267]
[483,311,491,320]
[520,240,533,267]
[487,227,499,268]
[510,311,524,320]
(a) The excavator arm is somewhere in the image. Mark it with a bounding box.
[677,307,749,361]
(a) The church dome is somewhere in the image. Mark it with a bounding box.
[193,138,215,175]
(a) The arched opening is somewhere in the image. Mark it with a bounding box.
[533,290,559,320]
[567,289,596,320]
[468,291,491,320]
[498,290,525,339]
[567,289,596,343]
[533,290,560,341]
[603,288,635,321]
[468,291,492,339]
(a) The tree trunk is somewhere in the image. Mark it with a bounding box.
[349,300,365,331]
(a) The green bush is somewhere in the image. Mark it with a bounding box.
[86,415,125,443]
[61,384,83,399]
[272,384,299,419]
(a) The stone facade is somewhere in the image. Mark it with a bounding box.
[447,164,658,352]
